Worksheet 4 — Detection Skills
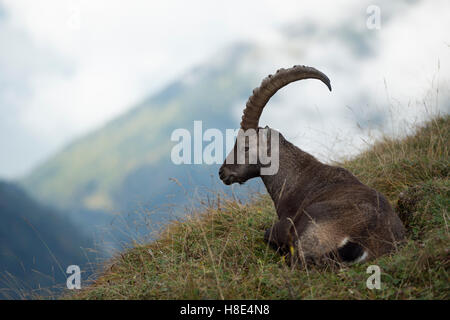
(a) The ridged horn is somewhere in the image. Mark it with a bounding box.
[240,65,332,130]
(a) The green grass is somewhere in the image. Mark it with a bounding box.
[70,115,449,300]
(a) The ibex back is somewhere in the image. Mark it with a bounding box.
[219,65,405,266]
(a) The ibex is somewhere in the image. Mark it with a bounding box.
[219,65,405,266]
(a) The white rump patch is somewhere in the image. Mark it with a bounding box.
[338,236,349,248]
[354,250,368,263]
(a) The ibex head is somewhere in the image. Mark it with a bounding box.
[219,126,276,185]
[219,65,331,185]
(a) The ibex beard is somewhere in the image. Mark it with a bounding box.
[219,65,406,268]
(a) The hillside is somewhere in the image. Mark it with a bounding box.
[70,115,449,299]
[0,181,93,299]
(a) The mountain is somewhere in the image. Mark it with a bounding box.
[21,43,265,244]
[0,181,92,299]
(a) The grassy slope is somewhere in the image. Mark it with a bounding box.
[71,116,449,300]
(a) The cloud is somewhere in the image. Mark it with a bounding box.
[0,0,449,177]
[253,0,450,161]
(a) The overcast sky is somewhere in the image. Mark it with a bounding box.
[0,0,449,178]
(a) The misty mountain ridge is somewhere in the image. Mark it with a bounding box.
[0,181,92,299]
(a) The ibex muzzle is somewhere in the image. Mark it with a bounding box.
[219,65,405,266]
